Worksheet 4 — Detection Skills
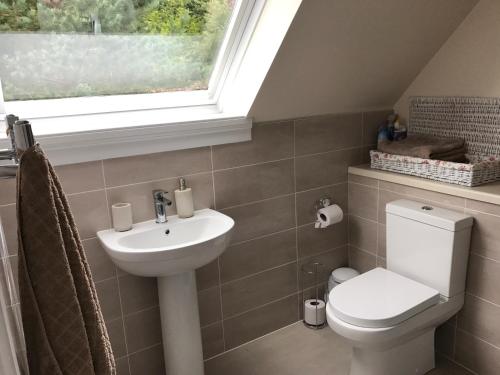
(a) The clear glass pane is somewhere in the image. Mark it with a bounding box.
[0,0,236,100]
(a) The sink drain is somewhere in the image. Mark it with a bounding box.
[165,229,170,235]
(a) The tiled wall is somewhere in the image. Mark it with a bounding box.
[0,109,389,375]
[347,173,500,375]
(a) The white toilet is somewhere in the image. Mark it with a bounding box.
[327,199,473,375]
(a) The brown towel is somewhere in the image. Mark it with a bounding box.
[17,145,115,375]
[377,134,465,160]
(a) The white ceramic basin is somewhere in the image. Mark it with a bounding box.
[97,208,234,277]
[97,208,234,375]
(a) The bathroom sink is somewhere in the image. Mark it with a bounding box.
[97,208,234,375]
[97,208,234,277]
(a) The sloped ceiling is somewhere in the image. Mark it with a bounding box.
[249,0,478,122]
[395,0,500,122]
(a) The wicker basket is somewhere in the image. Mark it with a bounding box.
[370,96,500,187]
[370,151,500,187]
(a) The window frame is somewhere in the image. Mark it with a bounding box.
[0,0,303,165]
[4,0,258,120]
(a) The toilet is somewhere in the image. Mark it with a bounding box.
[327,199,473,375]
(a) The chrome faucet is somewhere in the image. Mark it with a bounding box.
[153,190,172,223]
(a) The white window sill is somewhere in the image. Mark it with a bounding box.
[0,105,252,165]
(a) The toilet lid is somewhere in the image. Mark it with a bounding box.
[329,268,440,328]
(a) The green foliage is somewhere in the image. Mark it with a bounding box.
[0,0,39,31]
[138,0,209,34]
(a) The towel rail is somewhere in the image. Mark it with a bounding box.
[0,115,35,179]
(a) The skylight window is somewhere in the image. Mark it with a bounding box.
[0,0,303,165]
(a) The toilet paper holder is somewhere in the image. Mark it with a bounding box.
[314,196,332,211]
[314,196,344,229]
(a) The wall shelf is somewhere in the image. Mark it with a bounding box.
[349,165,500,206]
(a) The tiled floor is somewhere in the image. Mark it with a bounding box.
[204,322,473,375]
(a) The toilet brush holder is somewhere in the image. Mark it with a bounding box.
[301,262,328,329]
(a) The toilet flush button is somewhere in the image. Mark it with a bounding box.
[421,206,433,211]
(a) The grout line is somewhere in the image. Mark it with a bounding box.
[219,245,347,289]
[377,186,466,210]
[221,291,300,322]
[453,320,458,358]
[0,203,16,208]
[121,304,159,319]
[218,192,295,211]
[348,211,382,225]
[469,251,500,264]
[203,321,302,362]
[65,187,106,197]
[347,180,379,191]
[437,353,478,375]
[210,146,217,211]
[295,181,348,195]
[360,112,365,146]
[295,220,343,230]
[125,342,162,358]
[210,145,226,349]
[294,145,363,160]
[3,177,347,208]
[465,291,500,309]
[216,258,226,351]
[375,178,381,256]
[200,319,223,330]
[100,160,113,232]
[103,303,161,325]
[114,264,132,374]
[465,206,500,219]
[298,245,348,262]
[102,169,213,192]
[456,327,500,351]
[94,274,119,285]
[228,227,296,248]
[347,213,351,245]
[463,199,500,216]
[292,119,300,321]
[347,174,352,267]
[254,107,391,126]
[349,244,377,258]
[220,260,298,287]
[212,156,295,173]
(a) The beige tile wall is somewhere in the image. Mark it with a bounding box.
[347,173,500,375]
[0,109,389,375]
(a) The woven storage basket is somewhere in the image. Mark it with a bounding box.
[370,96,500,187]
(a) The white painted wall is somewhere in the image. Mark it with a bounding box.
[249,0,477,122]
[395,0,500,122]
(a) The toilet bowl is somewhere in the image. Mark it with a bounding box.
[326,268,464,375]
[327,200,473,375]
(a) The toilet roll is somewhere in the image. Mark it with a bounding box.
[112,203,133,232]
[315,204,343,228]
[304,299,326,326]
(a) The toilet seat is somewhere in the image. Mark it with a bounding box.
[329,268,440,328]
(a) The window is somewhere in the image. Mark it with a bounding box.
[0,0,236,101]
[0,0,303,165]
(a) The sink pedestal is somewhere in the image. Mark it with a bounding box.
[97,209,234,375]
[158,271,204,375]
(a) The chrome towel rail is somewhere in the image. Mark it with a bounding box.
[0,115,35,179]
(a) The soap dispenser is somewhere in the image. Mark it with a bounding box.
[175,177,194,218]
